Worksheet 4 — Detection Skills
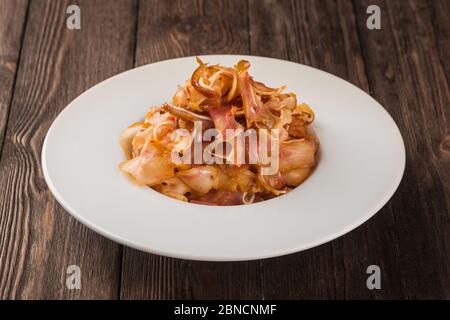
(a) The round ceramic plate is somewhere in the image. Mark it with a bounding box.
[42,55,405,261]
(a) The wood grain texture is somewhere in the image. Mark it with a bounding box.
[0,0,29,156]
[134,0,249,66]
[430,0,450,82]
[119,0,263,300]
[0,0,137,299]
[429,0,450,203]
[353,0,449,299]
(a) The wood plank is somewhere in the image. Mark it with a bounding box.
[249,0,408,299]
[134,0,249,65]
[0,0,137,299]
[429,0,450,83]
[120,0,263,300]
[353,0,449,299]
[0,0,29,156]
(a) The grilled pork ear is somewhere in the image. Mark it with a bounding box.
[162,103,211,122]
[176,166,218,196]
[119,141,175,186]
[204,105,242,137]
[153,177,191,202]
[189,190,245,206]
[119,121,144,159]
[119,58,319,205]
[279,138,318,173]
[282,167,312,187]
[238,70,276,128]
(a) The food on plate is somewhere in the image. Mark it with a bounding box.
[119,58,319,205]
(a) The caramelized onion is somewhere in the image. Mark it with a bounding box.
[172,86,189,107]
[235,60,250,73]
[251,80,284,96]
[162,103,211,122]
[293,103,315,124]
[191,64,220,97]
[282,167,312,187]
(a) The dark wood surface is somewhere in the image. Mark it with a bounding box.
[0,0,448,299]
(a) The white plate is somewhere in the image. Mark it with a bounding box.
[42,55,405,261]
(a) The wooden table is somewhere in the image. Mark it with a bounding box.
[0,0,448,299]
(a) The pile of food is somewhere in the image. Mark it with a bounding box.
[119,58,319,206]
